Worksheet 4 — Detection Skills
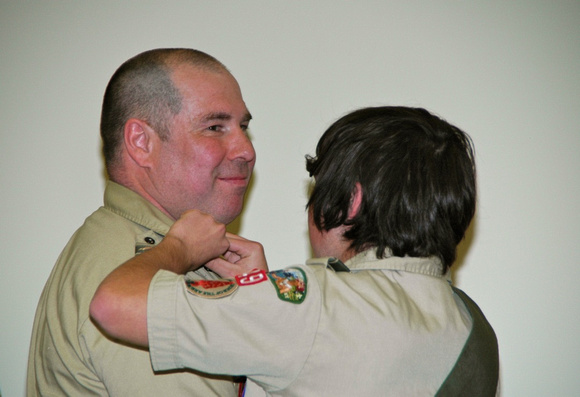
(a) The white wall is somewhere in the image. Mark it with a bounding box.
[1,1,578,396]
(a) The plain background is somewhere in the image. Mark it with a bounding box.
[1,1,579,396]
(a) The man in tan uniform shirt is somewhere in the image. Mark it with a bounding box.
[91,106,499,396]
[27,48,262,396]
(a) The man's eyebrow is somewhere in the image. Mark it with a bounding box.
[200,112,253,123]
[200,112,231,123]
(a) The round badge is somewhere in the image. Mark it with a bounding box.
[185,279,238,299]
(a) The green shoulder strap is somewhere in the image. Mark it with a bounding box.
[436,287,499,397]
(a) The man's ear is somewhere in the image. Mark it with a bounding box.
[347,182,363,220]
[124,118,157,167]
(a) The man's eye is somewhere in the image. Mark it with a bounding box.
[241,124,249,131]
[208,125,222,132]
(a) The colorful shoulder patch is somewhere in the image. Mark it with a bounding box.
[267,268,307,304]
[185,279,238,299]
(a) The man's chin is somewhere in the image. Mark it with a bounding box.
[217,205,244,226]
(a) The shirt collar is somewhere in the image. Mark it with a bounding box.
[307,249,445,278]
[345,249,445,277]
[103,181,174,236]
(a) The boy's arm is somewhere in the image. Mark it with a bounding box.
[90,210,266,346]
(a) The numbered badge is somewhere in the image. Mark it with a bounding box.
[235,269,268,286]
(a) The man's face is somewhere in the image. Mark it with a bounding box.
[148,65,255,223]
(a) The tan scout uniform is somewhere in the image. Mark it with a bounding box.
[149,249,498,396]
[27,181,237,396]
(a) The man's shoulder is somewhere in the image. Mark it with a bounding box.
[40,206,149,315]
[60,206,139,266]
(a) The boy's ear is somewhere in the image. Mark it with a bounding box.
[347,182,363,220]
[124,118,156,167]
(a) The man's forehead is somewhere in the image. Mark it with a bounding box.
[171,61,226,78]
[172,63,233,89]
[171,66,250,123]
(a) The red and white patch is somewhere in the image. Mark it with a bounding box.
[235,269,268,286]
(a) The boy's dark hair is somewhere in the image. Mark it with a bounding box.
[306,106,476,272]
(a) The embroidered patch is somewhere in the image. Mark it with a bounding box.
[185,279,238,299]
[268,268,307,304]
[235,269,268,286]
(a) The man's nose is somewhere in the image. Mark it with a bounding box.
[229,127,256,163]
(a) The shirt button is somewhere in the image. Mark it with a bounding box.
[144,237,156,245]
